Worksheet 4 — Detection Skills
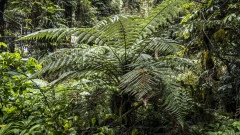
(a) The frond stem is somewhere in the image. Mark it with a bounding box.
[139,4,169,36]
[131,37,155,63]
[130,2,172,63]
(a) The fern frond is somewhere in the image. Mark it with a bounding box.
[19,28,76,41]
[120,64,168,99]
[161,82,192,127]
[147,38,179,53]
[156,56,196,71]
[120,69,150,98]
[29,46,122,84]
[137,0,188,39]
[49,71,77,86]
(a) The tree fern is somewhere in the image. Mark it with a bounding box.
[19,0,192,132]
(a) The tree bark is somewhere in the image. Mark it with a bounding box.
[64,2,72,27]
[0,0,7,52]
[0,0,6,37]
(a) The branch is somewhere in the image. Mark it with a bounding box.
[121,102,143,118]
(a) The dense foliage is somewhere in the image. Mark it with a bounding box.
[0,0,240,134]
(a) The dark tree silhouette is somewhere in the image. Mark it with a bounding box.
[0,0,7,51]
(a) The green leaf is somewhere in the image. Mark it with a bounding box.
[0,125,6,128]
[91,118,96,126]
[0,42,7,48]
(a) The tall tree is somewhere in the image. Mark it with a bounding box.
[0,0,7,52]
[0,0,7,37]
[75,0,95,27]
[64,1,73,27]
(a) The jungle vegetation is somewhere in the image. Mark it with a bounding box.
[0,0,240,134]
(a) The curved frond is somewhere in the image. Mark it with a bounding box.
[161,83,192,127]
[30,46,121,83]
[119,69,159,99]
[138,0,188,39]
[19,28,77,41]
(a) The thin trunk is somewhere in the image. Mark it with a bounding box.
[8,37,15,53]
[64,2,72,27]
[0,0,7,52]
[75,2,86,26]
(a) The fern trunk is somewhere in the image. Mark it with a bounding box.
[111,92,136,127]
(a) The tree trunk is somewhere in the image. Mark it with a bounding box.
[0,0,7,52]
[75,2,86,26]
[64,2,72,27]
[111,92,136,127]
